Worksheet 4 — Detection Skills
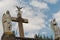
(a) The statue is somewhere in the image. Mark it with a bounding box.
[2,10,16,40]
[50,19,59,39]
[2,10,12,33]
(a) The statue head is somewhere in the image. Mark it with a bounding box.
[6,10,10,14]
[52,19,57,25]
[53,19,55,22]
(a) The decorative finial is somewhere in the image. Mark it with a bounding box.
[16,6,23,11]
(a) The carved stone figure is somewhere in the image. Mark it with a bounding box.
[50,19,59,38]
[2,10,12,33]
[2,10,16,40]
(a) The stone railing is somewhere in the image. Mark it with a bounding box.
[16,37,41,40]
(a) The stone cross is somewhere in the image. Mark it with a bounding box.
[12,6,28,37]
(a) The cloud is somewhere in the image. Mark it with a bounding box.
[53,10,60,23]
[21,7,47,31]
[12,5,47,37]
[21,6,47,37]
[30,0,49,9]
[43,0,58,4]
[0,0,48,39]
[53,10,60,28]
[0,0,18,9]
[0,0,18,17]
[49,10,60,28]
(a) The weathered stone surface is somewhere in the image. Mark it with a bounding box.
[2,10,12,32]
[2,10,15,40]
[1,33,16,40]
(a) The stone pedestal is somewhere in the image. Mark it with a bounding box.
[1,32,16,40]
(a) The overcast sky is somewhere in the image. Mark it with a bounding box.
[0,0,60,40]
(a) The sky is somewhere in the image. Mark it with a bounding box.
[0,0,60,40]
